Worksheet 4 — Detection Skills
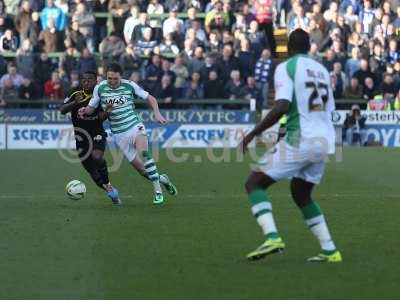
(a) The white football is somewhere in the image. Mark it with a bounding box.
[66,180,86,200]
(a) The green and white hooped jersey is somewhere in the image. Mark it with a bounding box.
[88,79,149,134]
[274,54,336,154]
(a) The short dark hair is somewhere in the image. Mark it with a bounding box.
[288,28,311,55]
[106,62,123,74]
[82,70,97,77]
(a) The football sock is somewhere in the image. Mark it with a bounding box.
[301,200,336,252]
[158,174,169,185]
[249,190,279,240]
[142,151,162,195]
[81,158,105,190]
[97,159,110,186]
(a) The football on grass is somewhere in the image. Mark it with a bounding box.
[66,180,86,200]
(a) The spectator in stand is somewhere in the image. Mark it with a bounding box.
[184,71,204,99]
[183,0,202,12]
[16,39,34,79]
[93,0,109,48]
[171,54,189,98]
[184,7,199,31]
[0,63,24,88]
[205,1,228,34]
[191,20,207,44]
[154,74,175,103]
[33,52,55,97]
[71,2,95,53]
[345,47,361,80]
[331,62,348,98]
[224,70,244,99]
[309,43,322,63]
[0,29,18,52]
[308,18,324,48]
[27,11,40,51]
[339,0,362,15]
[344,77,363,100]
[108,0,130,35]
[369,43,386,81]
[119,44,141,79]
[135,27,158,56]
[161,59,176,83]
[204,69,223,98]
[353,59,375,89]
[240,2,256,26]
[247,20,268,58]
[0,78,19,105]
[144,54,162,95]
[344,5,359,29]
[232,13,248,33]
[99,31,125,61]
[163,7,184,38]
[199,54,217,81]
[38,18,61,53]
[40,0,66,31]
[15,0,32,42]
[218,44,239,84]
[380,73,398,100]
[254,0,275,56]
[254,48,272,108]
[288,5,309,31]
[44,70,64,100]
[18,78,36,101]
[243,76,261,103]
[78,48,97,75]
[65,21,86,52]
[131,13,150,43]
[160,33,180,56]
[123,5,140,44]
[359,0,375,36]
[207,30,222,52]
[0,63,24,105]
[188,46,205,75]
[387,39,399,64]
[67,70,80,90]
[147,0,164,15]
[362,77,376,101]
[238,37,255,80]
[61,46,78,76]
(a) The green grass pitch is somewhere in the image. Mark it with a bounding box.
[0,148,399,300]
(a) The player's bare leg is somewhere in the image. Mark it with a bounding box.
[290,178,341,262]
[132,134,164,204]
[245,172,285,261]
[130,157,177,196]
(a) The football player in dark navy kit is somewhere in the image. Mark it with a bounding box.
[59,71,121,205]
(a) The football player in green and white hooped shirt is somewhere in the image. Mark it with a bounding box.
[241,29,342,263]
[79,62,177,205]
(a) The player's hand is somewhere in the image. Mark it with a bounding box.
[155,112,167,125]
[105,103,113,113]
[78,107,87,119]
[240,132,255,153]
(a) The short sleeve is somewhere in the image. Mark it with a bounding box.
[129,81,149,99]
[88,84,101,108]
[274,62,294,102]
[129,81,149,100]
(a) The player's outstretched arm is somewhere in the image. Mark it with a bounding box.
[241,100,290,152]
[146,94,167,124]
[59,98,77,114]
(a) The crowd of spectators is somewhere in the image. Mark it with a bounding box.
[0,0,398,111]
